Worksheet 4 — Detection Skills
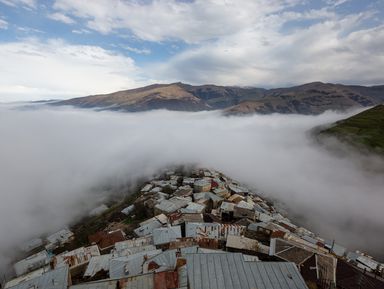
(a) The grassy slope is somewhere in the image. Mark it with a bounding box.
[320,105,384,153]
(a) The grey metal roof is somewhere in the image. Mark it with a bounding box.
[70,273,154,289]
[143,250,177,273]
[153,226,182,245]
[325,239,346,257]
[112,236,154,257]
[13,250,51,276]
[7,265,69,289]
[83,254,112,278]
[143,246,198,273]
[154,197,191,214]
[186,253,308,289]
[134,214,167,237]
[180,202,206,214]
[109,250,161,279]
[193,192,223,203]
[113,245,157,258]
[46,228,74,245]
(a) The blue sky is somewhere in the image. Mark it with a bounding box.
[0,0,383,101]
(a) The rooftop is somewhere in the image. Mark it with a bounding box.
[186,253,308,289]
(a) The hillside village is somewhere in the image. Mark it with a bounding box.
[2,168,384,289]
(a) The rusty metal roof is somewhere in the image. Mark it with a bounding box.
[54,245,100,269]
[186,223,246,240]
[88,230,126,250]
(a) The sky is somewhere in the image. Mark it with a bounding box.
[0,0,383,101]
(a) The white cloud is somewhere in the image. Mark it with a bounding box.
[48,12,75,24]
[0,18,8,29]
[121,45,151,55]
[71,28,91,34]
[0,0,36,9]
[0,38,149,102]
[149,13,384,86]
[49,0,384,87]
[325,0,350,7]
[52,0,304,43]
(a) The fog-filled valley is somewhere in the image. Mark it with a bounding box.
[1,104,383,273]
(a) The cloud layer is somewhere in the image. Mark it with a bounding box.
[0,104,383,274]
[0,39,146,102]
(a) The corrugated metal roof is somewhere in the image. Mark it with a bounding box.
[153,226,182,245]
[143,250,177,273]
[228,184,249,194]
[7,265,69,289]
[179,202,205,214]
[5,267,50,288]
[235,201,254,210]
[70,273,154,289]
[197,248,226,254]
[357,255,379,271]
[220,202,235,212]
[113,245,157,258]
[112,236,153,257]
[180,246,199,255]
[243,255,260,262]
[186,253,309,289]
[193,192,223,203]
[70,280,116,289]
[121,205,135,215]
[83,254,112,278]
[13,250,51,276]
[143,246,199,274]
[141,184,153,192]
[225,235,259,251]
[54,245,100,269]
[109,250,161,279]
[46,229,74,248]
[134,214,168,237]
[194,179,211,187]
[186,223,246,240]
[155,197,191,214]
[325,240,346,257]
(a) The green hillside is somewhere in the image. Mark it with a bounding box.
[320,105,384,153]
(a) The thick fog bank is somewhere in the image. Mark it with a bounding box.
[0,104,383,273]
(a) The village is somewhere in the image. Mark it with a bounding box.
[2,168,384,289]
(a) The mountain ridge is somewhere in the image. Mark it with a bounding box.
[55,82,384,114]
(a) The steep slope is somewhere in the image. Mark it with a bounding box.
[318,105,384,153]
[226,82,384,115]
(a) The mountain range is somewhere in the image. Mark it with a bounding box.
[56,82,384,115]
